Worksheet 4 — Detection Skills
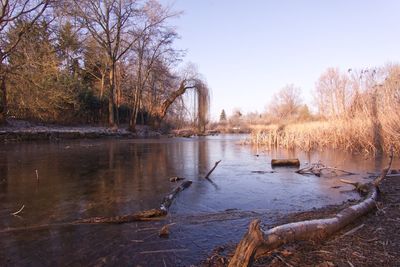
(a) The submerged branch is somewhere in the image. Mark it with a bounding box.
[1,181,193,232]
[205,160,221,179]
[75,180,192,224]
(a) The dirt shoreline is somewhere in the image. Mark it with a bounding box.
[203,175,400,267]
[0,120,161,142]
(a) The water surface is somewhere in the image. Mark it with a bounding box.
[0,135,393,266]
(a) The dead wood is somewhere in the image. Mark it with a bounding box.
[228,149,393,267]
[296,162,356,177]
[0,181,193,232]
[271,159,300,167]
[341,223,364,237]
[75,180,192,224]
[169,176,185,182]
[205,160,221,179]
[74,208,167,224]
[340,179,369,194]
[159,223,176,238]
[11,204,25,216]
[139,248,189,254]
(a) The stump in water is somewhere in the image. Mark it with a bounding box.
[271,159,300,167]
[229,149,393,267]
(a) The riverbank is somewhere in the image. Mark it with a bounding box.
[203,172,400,266]
[0,119,161,142]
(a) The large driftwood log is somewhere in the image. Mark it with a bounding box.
[75,180,192,224]
[229,150,393,267]
[271,159,300,167]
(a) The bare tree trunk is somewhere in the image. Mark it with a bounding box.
[100,73,105,98]
[128,86,141,132]
[0,74,7,125]
[108,63,116,127]
[159,81,187,120]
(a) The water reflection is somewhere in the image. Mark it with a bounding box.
[0,151,7,193]
[0,135,397,266]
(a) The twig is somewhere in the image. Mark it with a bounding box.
[11,205,25,216]
[139,248,189,254]
[205,160,221,179]
[313,250,333,254]
[275,254,294,267]
[347,260,355,267]
[341,224,364,237]
[131,240,144,243]
[35,169,39,181]
[321,167,356,175]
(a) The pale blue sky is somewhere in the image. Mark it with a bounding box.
[162,0,400,120]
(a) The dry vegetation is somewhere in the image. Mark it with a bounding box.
[249,65,400,155]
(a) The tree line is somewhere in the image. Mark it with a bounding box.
[217,63,400,141]
[0,0,209,131]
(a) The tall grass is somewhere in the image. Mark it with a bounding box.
[251,119,377,154]
[250,65,400,155]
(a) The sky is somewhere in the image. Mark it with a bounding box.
[161,0,400,120]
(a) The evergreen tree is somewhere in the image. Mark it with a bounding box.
[220,109,227,122]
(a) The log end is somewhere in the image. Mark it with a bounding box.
[228,219,265,267]
[271,158,300,167]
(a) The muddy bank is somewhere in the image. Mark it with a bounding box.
[202,175,400,266]
[0,120,161,142]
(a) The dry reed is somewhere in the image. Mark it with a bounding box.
[250,117,399,155]
[250,65,400,155]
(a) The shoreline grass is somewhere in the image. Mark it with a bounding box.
[249,118,399,155]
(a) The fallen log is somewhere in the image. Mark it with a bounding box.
[229,149,393,267]
[75,180,192,224]
[271,159,300,167]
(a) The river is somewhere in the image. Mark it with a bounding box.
[0,135,390,266]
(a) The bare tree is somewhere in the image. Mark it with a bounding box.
[315,68,352,117]
[71,0,178,128]
[144,63,209,131]
[70,0,141,127]
[0,0,49,124]
[269,84,302,120]
[128,0,181,130]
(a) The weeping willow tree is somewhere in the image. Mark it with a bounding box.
[153,77,210,132]
[195,80,210,132]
